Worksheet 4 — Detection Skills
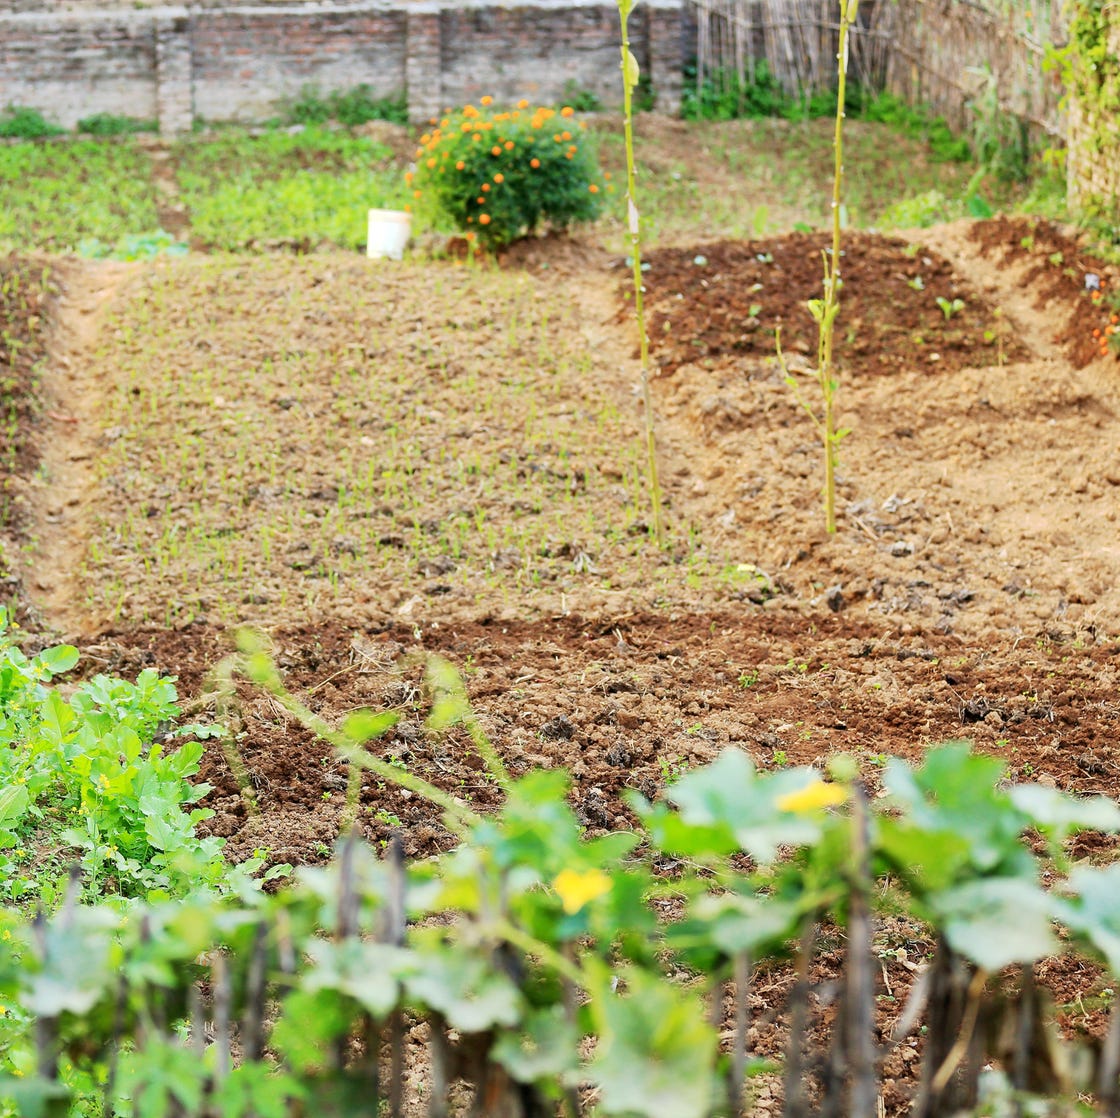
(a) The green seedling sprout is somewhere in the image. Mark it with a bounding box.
[616,0,665,547]
[778,0,859,534]
[936,295,966,320]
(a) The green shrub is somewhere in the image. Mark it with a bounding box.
[280,84,408,127]
[0,107,63,141]
[75,113,158,137]
[409,97,608,249]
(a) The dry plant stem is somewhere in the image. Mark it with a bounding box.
[846,784,878,1118]
[729,951,751,1116]
[780,918,817,1118]
[237,651,482,832]
[1099,1002,1120,1114]
[819,0,857,535]
[618,6,664,548]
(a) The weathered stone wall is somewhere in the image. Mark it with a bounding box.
[0,0,684,132]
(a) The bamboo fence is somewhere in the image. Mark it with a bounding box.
[690,0,1067,140]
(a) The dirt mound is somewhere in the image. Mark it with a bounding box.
[968,215,1120,368]
[635,231,1029,376]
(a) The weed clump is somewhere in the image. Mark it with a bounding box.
[0,106,63,141]
[408,98,609,249]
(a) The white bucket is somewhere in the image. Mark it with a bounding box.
[366,209,411,260]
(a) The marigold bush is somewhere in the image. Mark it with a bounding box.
[407,98,608,249]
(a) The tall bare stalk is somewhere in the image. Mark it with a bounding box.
[616,0,664,546]
[782,0,858,533]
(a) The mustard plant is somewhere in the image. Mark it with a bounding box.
[615,0,665,546]
[780,0,859,534]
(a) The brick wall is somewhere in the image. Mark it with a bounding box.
[0,0,684,132]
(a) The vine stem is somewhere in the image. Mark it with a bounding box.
[618,9,664,548]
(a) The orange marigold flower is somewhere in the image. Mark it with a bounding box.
[504,140,514,150]
[604,171,612,179]
[466,231,477,240]
[404,203,411,213]
[481,95,493,105]
[1094,328,1102,338]
[479,213,491,225]
[420,133,431,144]
[518,98,530,109]
[561,106,574,117]
[461,121,473,132]
[530,157,541,168]
[477,196,485,204]
[414,148,423,158]
[491,145,502,155]
[553,133,562,142]
[565,151,575,158]
[481,183,491,191]
[405,171,413,183]
[494,173,504,183]
[426,157,437,169]
[472,133,482,141]
[589,183,599,193]
[440,118,450,128]
[456,160,465,170]
[463,104,479,117]
[1113,315,1119,324]
[562,130,572,140]
[413,189,421,198]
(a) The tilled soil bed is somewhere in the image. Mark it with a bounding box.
[8,214,1120,1114]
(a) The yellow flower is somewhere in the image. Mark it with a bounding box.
[775,780,847,814]
[553,868,611,914]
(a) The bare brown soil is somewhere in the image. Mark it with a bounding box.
[7,212,1120,1113]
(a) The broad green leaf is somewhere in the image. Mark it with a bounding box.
[0,784,30,828]
[588,964,717,1118]
[931,877,1057,970]
[691,891,806,956]
[0,1075,71,1118]
[875,817,973,894]
[667,750,827,862]
[1008,784,1120,836]
[404,949,521,1032]
[621,49,641,93]
[37,644,78,676]
[492,1004,581,1082]
[304,939,413,1018]
[1059,864,1120,975]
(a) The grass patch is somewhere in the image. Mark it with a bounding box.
[0,140,160,252]
[593,117,987,243]
[173,126,406,250]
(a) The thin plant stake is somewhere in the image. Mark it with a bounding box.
[780,0,859,533]
[616,0,664,547]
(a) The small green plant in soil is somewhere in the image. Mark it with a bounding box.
[408,97,606,250]
[936,295,966,320]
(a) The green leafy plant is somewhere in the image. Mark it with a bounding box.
[0,610,238,902]
[408,97,606,250]
[0,107,63,141]
[75,114,158,137]
[279,84,408,127]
